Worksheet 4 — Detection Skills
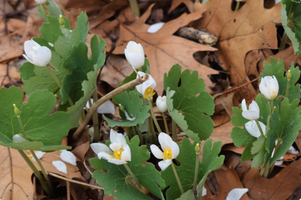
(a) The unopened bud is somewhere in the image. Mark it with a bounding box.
[287,70,291,81]
[59,15,65,27]
[13,104,20,116]
[195,143,200,155]
[119,104,125,112]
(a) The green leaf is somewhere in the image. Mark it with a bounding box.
[281,0,301,54]
[104,90,150,127]
[260,57,300,103]
[36,0,63,21]
[161,138,224,200]
[250,135,266,168]
[40,15,64,44]
[164,65,214,141]
[90,136,165,200]
[0,87,70,151]
[67,35,106,128]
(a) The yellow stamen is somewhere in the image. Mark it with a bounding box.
[114,149,124,160]
[163,149,172,160]
[143,87,155,100]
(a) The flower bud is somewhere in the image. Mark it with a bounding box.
[287,70,291,81]
[259,76,279,100]
[124,41,145,69]
[241,99,260,120]
[195,143,200,155]
[156,96,167,112]
[59,15,65,27]
[13,104,20,116]
[23,39,52,67]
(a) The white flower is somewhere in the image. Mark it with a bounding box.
[150,132,179,171]
[124,41,145,69]
[156,96,167,112]
[241,99,259,120]
[147,22,164,33]
[60,150,77,166]
[244,121,266,138]
[90,129,131,165]
[35,0,47,3]
[136,71,156,100]
[226,188,249,200]
[259,76,279,100]
[23,39,52,66]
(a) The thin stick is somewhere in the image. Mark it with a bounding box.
[73,75,149,138]
[48,172,104,190]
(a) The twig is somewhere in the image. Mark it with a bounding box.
[73,74,149,138]
[48,172,104,190]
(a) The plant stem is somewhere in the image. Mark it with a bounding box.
[148,116,157,143]
[172,120,178,142]
[148,100,162,133]
[171,163,184,194]
[92,91,100,141]
[279,32,288,52]
[46,65,74,106]
[255,120,265,136]
[18,150,54,197]
[129,0,140,17]
[41,3,49,16]
[73,75,149,138]
[30,150,54,195]
[124,164,144,193]
[193,152,200,190]
[162,112,170,135]
[286,79,290,97]
[234,1,240,11]
[135,125,144,144]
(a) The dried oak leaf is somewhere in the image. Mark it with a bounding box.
[0,146,83,199]
[113,4,217,95]
[194,0,281,100]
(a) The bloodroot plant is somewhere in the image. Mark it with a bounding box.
[231,57,301,177]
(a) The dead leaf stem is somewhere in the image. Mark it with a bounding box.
[73,74,149,138]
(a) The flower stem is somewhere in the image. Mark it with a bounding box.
[255,120,265,136]
[124,164,144,193]
[30,150,54,195]
[234,1,240,11]
[135,125,144,144]
[162,112,170,135]
[279,32,288,52]
[193,152,200,190]
[129,0,140,17]
[171,163,184,194]
[41,3,49,16]
[148,100,162,133]
[18,150,54,197]
[92,91,100,141]
[172,120,178,142]
[73,75,149,138]
[46,65,74,106]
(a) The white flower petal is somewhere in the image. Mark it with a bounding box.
[35,151,46,160]
[241,99,247,112]
[97,100,115,114]
[110,129,119,143]
[241,100,260,120]
[110,143,123,151]
[135,71,156,96]
[226,188,249,200]
[121,145,131,162]
[52,160,67,174]
[124,41,145,69]
[147,22,165,33]
[60,150,77,166]
[150,144,164,159]
[202,186,207,196]
[12,135,26,143]
[158,132,172,151]
[156,96,167,112]
[36,46,51,66]
[171,141,180,159]
[108,158,127,165]
[288,146,299,155]
[124,110,136,121]
[98,152,113,160]
[245,121,266,138]
[259,76,279,100]
[158,159,172,171]
[91,143,111,155]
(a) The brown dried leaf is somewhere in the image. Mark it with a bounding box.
[243,158,301,199]
[194,0,281,100]
[114,4,217,95]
